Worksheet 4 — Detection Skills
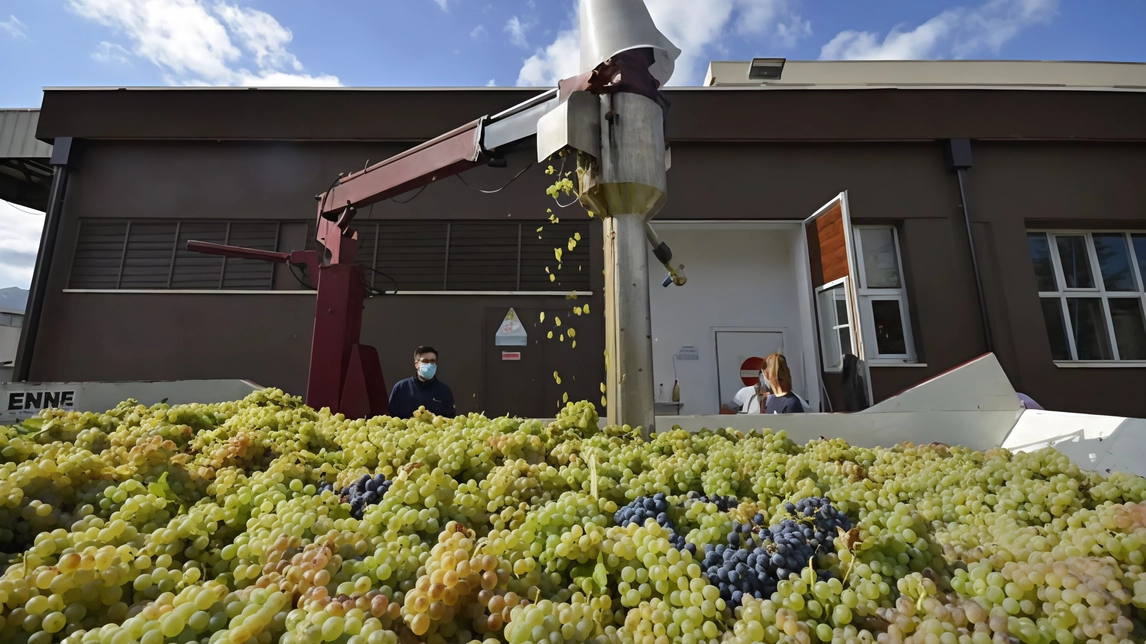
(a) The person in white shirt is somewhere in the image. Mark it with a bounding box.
[726,367,813,414]
[728,370,769,414]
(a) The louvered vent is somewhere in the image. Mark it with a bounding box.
[69,219,284,290]
[68,221,129,289]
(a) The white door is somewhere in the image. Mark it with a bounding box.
[714,330,784,410]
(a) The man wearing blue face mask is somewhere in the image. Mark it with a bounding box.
[387,346,456,418]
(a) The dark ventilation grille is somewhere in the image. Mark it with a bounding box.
[119,223,177,289]
[172,223,227,289]
[446,222,520,290]
[221,223,279,290]
[375,222,450,291]
[69,221,129,289]
[304,220,591,291]
[306,219,593,292]
[69,219,282,290]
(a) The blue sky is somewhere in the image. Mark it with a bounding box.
[2,0,1145,108]
[1,0,1145,289]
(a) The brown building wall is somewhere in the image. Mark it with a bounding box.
[24,88,1146,419]
[33,139,607,418]
[967,142,1146,418]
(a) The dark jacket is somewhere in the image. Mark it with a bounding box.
[388,377,456,418]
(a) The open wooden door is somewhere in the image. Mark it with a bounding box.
[803,192,874,408]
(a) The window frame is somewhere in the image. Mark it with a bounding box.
[815,277,855,374]
[1031,229,1146,365]
[851,224,918,364]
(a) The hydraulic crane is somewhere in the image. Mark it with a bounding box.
[189,0,684,432]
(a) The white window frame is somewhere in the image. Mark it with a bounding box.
[851,225,917,364]
[815,277,855,373]
[1031,230,1146,365]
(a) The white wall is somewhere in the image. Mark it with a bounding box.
[647,223,811,415]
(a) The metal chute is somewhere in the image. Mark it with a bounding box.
[580,0,681,86]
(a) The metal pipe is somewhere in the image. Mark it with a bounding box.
[956,168,993,353]
[592,92,666,435]
[186,240,291,263]
[14,138,73,382]
[604,215,656,434]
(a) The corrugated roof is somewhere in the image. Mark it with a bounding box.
[0,110,52,159]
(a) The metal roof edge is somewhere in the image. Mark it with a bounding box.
[40,86,549,92]
[39,84,1146,94]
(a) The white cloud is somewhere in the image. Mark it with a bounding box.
[518,27,580,86]
[471,24,487,39]
[486,79,496,87]
[68,0,340,86]
[0,201,44,290]
[92,41,131,65]
[820,0,1056,60]
[505,16,531,48]
[214,3,301,71]
[433,0,449,11]
[0,14,28,39]
[517,0,809,87]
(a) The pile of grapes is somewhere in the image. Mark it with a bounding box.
[2,389,1146,644]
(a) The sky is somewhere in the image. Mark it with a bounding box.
[1,0,1145,290]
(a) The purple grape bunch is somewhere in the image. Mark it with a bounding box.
[684,491,739,512]
[322,473,392,520]
[613,493,697,556]
[702,497,852,608]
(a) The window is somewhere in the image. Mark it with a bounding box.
[0,312,22,328]
[69,220,281,291]
[307,220,592,293]
[1028,231,1146,363]
[852,225,917,363]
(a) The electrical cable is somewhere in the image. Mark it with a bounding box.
[288,263,315,291]
[316,175,342,220]
[391,185,428,204]
[361,265,399,294]
[455,161,535,194]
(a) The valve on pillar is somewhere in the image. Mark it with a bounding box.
[646,223,686,288]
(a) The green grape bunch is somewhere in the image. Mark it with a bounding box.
[0,389,1144,644]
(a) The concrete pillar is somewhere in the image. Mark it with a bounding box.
[582,92,667,434]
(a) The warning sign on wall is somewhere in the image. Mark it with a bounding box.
[740,357,765,386]
[495,308,528,347]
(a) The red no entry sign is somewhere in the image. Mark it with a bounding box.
[740,357,764,386]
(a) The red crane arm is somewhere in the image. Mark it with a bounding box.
[317,119,487,219]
